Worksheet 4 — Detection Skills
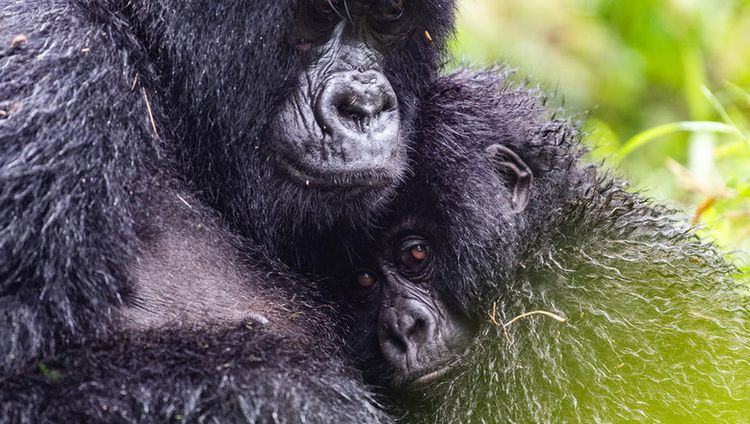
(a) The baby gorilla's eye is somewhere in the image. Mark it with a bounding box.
[355,270,378,288]
[396,236,431,274]
[350,269,380,303]
[410,244,427,260]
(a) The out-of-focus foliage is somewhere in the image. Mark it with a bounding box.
[451,0,750,274]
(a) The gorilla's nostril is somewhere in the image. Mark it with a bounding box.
[317,70,399,137]
[385,327,409,354]
[382,97,396,112]
[408,318,426,339]
[336,103,365,120]
[380,309,430,359]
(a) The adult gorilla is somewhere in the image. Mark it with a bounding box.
[334,71,750,422]
[0,0,454,421]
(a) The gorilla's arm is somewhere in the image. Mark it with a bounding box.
[1,186,391,424]
[1,0,157,372]
[1,326,389,424]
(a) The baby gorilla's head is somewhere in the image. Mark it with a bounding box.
[330,69,575,393]
[337,141,532,390]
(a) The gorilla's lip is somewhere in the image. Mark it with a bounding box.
[274,154,397,191]
[410,362,458,388]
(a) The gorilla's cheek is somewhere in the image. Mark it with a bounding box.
[269,24,405,190]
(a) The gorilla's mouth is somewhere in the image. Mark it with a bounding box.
[274,153,398,191]
[409,359,461,388]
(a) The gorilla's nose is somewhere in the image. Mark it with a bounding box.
[328,70,397,129]
[379,302,433,370]
[315,70,399,164]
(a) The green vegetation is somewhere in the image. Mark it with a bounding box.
[451,0,750,275]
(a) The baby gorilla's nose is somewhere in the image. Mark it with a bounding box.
[378,300,438,374]
[380,305,430,360]
[315,70,400,164]
[376,290,473,388]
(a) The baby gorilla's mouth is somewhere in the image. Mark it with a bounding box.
[409,358,462,389]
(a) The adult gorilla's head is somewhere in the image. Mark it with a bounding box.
[121,0,455,262]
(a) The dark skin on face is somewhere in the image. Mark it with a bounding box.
[270,0,416,190]
[339,143,535,391]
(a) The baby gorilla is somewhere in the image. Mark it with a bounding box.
[331,70,551,392]
[335,70,750,423]
[343,220,476,389]
[338,141,533,390]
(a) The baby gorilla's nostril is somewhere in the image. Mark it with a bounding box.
[407,317,426,340]
[382,96,396,113]
[378,306,434,372]
[384,324,409,354]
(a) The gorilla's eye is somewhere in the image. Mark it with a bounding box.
[355,270,378,289]
[289,0,341,49]
[396,237,431,274]
[378,0,405,21]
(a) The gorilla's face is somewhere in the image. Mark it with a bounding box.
[242,0,454,261]
[159,0,455,261]
[338,217,475,390]
[270,1,412,191]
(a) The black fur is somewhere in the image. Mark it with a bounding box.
[417,72,750,422]
[340,70,750,422]
[0,179,391,423]
[2,327,387,423]
[0,0,455,421]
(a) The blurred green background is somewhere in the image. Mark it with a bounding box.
[450,0,750,276]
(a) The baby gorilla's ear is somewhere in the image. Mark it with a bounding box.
[485,144,533,213]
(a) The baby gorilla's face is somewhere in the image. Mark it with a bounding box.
[335,137,536,391]
[338,218,474,390]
